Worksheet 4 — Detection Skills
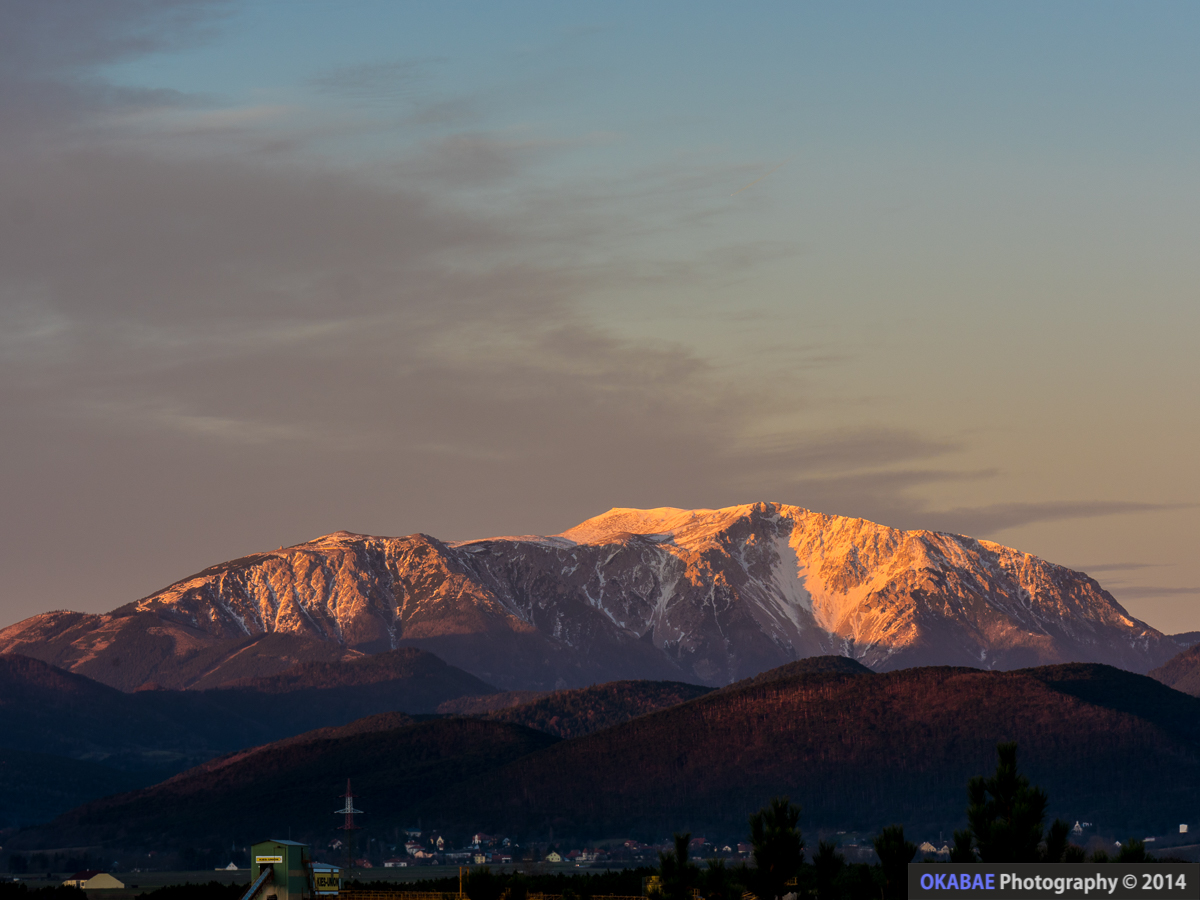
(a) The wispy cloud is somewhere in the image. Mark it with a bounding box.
[308,60,431,107]
[0,1,1193,629]
[1113,585,1200,598]
[916,501,1190,537]
[1076,561,1165,574]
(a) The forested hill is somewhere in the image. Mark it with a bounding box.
[18,718,556,850]
[1149,644,1200,697]
[14,661,1200,850]
[420,663,1200,838]
[479,679,714,738]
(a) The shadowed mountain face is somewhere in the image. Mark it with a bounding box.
[19,719,558,851]
[0,620,368,692]
[17,661,1200,850]
[0,649,494,825]
[1149,644,1200,696]
[473,679,713,739]
[0,649,492,765]
[0,503,1181,690]
[422,664,1200,840]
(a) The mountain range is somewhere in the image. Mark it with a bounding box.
[0,648,492,826]
[0,503,1183,691]
[17,659,1200,851]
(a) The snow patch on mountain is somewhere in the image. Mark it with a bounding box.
[0,503,1182,690]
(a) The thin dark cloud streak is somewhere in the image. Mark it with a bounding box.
[1113,586,1200,598]
[923,501,1192,538]
[0,1,230,149]
[308,60,435,108]
[0,1,230,76]
[1077,562,1165,574]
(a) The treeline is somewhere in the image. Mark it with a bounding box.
[353,867,658,897]
[485,682,714,739]
[422,667,1200,837]
[394,743,1176,900]
[643,744,1171,900]
[0,881,246,900]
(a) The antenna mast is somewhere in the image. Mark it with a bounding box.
[336,779,363,882]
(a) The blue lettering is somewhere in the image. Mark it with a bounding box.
[936,874,948,889]
[973,874,985,890]
[986,875,995,890]
[921,875,934,890]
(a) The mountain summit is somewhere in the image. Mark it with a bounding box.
[0,503,1178,690]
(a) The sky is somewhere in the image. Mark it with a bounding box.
[1,1,1197,633]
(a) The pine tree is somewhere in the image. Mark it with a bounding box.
[1115,839,1152,862]
[873,825,915,900]
[749,797,804,900]
[702,858,742,900]
[949,829,975,863]
[961,742,1079,863]
[812,840,844,900]
[659,833,701,900]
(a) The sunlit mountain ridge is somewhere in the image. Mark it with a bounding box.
[0,502,1182,690]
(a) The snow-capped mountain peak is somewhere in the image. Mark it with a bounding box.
[0,502,1177,690]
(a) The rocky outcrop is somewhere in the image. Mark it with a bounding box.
[0,503,1181,689]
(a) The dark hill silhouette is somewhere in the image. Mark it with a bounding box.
[0,654,230,767]
[18,718,556,850]
[0,746,152,829]
[1149,644,1200,697]
[1031,661,1200,735]
[418,663,1200,838]
[15,661,1200,850]
[195,646,497,732]
[477,679,713,738]
[0,649,495,825]
[437,690,548,714]
[0,649,492,766]
[174,632,367,689]
[439,660,859,739]
[718,654,873,691]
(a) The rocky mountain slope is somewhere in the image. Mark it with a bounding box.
[0,503,1180,689]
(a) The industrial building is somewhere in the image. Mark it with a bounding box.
[242,839,340,900]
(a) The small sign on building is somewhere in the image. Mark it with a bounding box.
[313,865,341,895]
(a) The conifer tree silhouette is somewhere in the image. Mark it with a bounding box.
[659,832,701,900]
[749,797,804,900]
[962,742,1077,862]
[873,825,915,900]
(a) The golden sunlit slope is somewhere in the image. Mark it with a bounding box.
[0,503,1182,690]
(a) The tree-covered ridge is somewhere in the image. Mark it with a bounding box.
[10,660,1200,852]
[17,718,558,850]
[422,664,1200,836]
[0,647,498,825]
[1149,644,1200,697]
[483,680,714,738]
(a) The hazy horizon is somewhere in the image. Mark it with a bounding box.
[1,1,1196,633]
